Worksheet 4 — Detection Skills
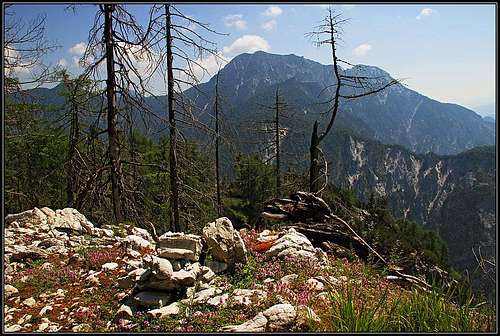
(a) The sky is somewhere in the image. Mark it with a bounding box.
[5,3,496,115]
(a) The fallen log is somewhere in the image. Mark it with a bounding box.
[262,191,433,292]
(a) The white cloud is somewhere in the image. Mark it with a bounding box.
[72,56,81,67]
[68,42,87,56]
[262,5,283,17]
[353,43,372,57]
[57,58,68,68]
[222,35,271,57]
[224,14,247,30]
[188,53,230,84]
[261,19,277,31]
[416,8,434,20]
[5,47,33,75]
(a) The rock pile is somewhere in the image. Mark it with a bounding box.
[4,208,326,332]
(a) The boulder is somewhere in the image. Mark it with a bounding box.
[263,303,297,331]
[170,269,197,287]
[125,235,154,251]
[207,293,229,307]
[133,291,174,308]
[51,208,94,234]
[157,232,202,262]
[266,228,317,261]
[184,287,222,304]
[5,208,46,228]
[137,266,197,291]
[206,260,228,274]
[7,245,48,262]
[146,256,173,280]
[202,217,247,267]
[147,302,181,318]
[131,227,154,243]
[222,312,268,332]
[231,289,267,306]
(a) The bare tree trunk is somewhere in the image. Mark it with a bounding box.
[214,71,222,216]
[310,121,321,193]
[104,4,123,222]
[275,88,281,196]
[165,4,180,232]
[66,89,78,207]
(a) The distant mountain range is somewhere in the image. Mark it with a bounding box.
[183,51,495,156]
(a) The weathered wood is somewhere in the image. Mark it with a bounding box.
[262,191,433,292]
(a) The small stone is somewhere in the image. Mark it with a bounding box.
[39,305,53,316]
[115,292,128,302]
[23,297,36,307]
[115,304,133,319]
[5,325,22,332]
[85,271,101,286]
[306,278,325,291]
[72,324,91,332]
[5,284,19,298]
[38,322,49,332]
[47,325,61,332]
[101,262,119,271]
[17,314,32,325]
[280,274,298,284]
[56,289,66,298]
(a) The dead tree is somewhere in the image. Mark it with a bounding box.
[273,87,288,196]
[306,8,401,193]
[146,4,225,232]
[4,4,60,93]
[214,70,222,215]
[242,87,290,197]
[79,4,158,223]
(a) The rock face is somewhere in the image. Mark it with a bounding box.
[202,217,247,267]
[156,232,203,262]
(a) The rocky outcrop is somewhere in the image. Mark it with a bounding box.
[156,232,203,261]
[202,217,247,268]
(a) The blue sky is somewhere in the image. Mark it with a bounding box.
[6,3,496,114]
